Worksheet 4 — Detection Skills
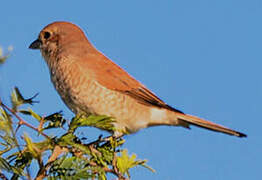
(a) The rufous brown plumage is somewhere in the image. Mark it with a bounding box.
[29,21,246,137]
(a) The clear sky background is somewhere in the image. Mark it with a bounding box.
[0,0,261,179]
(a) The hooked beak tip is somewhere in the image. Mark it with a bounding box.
[29,39,42,49]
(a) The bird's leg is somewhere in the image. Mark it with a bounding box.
[98,132,124,144]
[86,133,124,146]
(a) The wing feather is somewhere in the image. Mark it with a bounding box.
[79,52,183,113]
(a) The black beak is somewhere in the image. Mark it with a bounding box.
[29,39,42,49]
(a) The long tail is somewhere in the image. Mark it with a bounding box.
[176,113,246,138]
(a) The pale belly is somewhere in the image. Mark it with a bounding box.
[51,69,152,134]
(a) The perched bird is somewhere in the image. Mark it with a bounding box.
[29,21,246,138]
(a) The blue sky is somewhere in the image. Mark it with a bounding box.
[0,0,261,179]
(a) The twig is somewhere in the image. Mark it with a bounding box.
[37,116,45,132]
[1,103,50,139]
[47,145,68,163]
[36,145,68,180]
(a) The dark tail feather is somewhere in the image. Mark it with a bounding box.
[176,113,246,138]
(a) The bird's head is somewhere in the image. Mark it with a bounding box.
[29,21,91,62]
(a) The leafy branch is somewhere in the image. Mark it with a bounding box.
[0,87,154,179]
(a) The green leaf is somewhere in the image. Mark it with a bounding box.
[0,157,13,171]
[69,114,115,133]
[0,108,12,136]
[116,149,155,178]
[58,133,91,154]
[49,155,95,180]
[11,87,38,111]
[0,157,23,175]
[34,138,54,151]
[19,108,42,121]
[96,137,125,165]
[24,134,40,158]
[43,112,66,130]
[0,108,16,149]
[116,149,133,177]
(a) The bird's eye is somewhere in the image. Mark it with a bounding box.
[43,31,51,39]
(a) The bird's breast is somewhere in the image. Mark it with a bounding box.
[49,59,92,114]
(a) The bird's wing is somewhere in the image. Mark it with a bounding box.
[80,52,183,113]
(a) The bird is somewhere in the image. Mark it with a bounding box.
[29,21,246,138]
